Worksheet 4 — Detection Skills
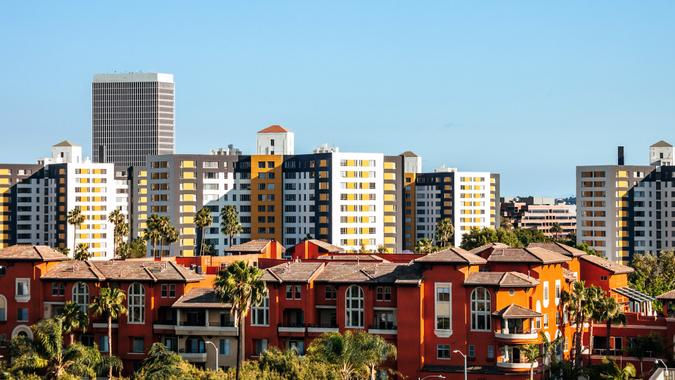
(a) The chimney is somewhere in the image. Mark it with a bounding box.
[618,146,624,166]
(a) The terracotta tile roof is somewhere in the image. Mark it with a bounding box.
[465,271,539,288]
[493,304,542,318]
[224,239,280,254]
[172,288,230,309]
[307,240,344,253]
[657,289,675,301]
[414,247,487,265]
[316,254,388,263]
[468,243,510,255]
[0,245,69,262]
[263,262,324,283]
[579,254,634,274]
[42,260,203,282]
[258,125,289,133]
[482,247,570,265]
[528,242,586,258]
[263,261,423,285]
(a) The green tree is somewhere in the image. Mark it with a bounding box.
[220,205,242,248]
[108,209,129,258]
[595,295,626,352]
[10,318,101,379]
[143,214,163,257]
[57,301,89,345]
[562,281,603,369]
[513,228,549,246]
[67,207,85,252]
[159,216,179,255]
[307,331,396,380]
[136,342,186,380]
[214,261,267,380]
[415,238,435,254]
[195,207,214,256]
[549,223,563,240]
[73,243,92,261]
[627,333,664,376]
[630,251,675,310]
[585,285,604,362]
[118,237,148,259]
[598,358,637,380]
[89,287,127,380]
[460,227,521,250]
[434,218,454,248]
[539,332,562,380]
[521,343,540,380]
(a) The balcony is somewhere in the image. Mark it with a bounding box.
[494,328,539,342]
[307,325,339,334]
[497,361,538,371]
[279,309,306,334]
[492,304,541,343]
[180,352,207,362]
[498,345,539,372]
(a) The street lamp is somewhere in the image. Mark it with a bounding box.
[656,359,670,380]
[205,340,219,370]
[453,350,467,380]
[418,375,446,380]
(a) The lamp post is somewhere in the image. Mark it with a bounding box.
[656,359,670,380]
[453,350,467,380]
[205,340,219,370]
[418,375,446,380]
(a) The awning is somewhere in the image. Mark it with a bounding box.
[612,287,655,303]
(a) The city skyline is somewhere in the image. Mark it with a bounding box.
[2,1,675,197]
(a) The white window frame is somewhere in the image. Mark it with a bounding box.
[15,278,30,302]
[554,280,561,306]
[434,282,452,337]
[543,281,550,308]
[128,282,145,324]
[251,295,269,326]
[72,282,89,312]
[345,285,364,328]
[437,344,451,359]
[470,287,491,331]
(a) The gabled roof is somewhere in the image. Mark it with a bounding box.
[42,260,203,282]
[528,242,586,258]
[53,140,76,147]
[258,125,289,134]
[414,247,487,265]
[316,254,388,263]
[480,247,570,265]
[172,288,230,309]
[307,239,344,253]
[263,261,423,285]
[493,304,542,318]
[263,262,324,283]
[0,245,69,262]
[579,254,634,274]
[468,242,510,255]
[657,289,675,301]
[651,140,673,148]
[465,271,539,288]
[224,239,281,254]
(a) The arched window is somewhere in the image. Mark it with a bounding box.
[471,287,491,331]
[72,282,89,312]
[0,295,6,321]
[345,285,364,328]
[128,282,145,324]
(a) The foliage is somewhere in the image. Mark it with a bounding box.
[118,237,148,259]
[596,358,638,380]
[57,301,89,345]
[135,342,186,380]
[630,251,675,311]
[90,287,127,379]
[67,207,86,250]
[109,209,130,258]
[434,218,454,248]
[220,205,242,247]
[143,214,178,257]
[626,333,664,376]
[195,207,214,256]
[73,243,92,261]
[219,348,338,380]
[415,238,436,254]
[306,331,397,380]
[214,261,267,380]
[521,343,539,380]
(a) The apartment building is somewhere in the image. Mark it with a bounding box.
[0,142,120,259]
[577,142,675,263]
[501,197,576,238]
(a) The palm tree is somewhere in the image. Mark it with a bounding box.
[143,214,163,257]
[108,209,129,258]
[521,343,540,380]
[90,287,127,380]
[549,223,563,240]
[74,243,92,261]
[220,205,242,248]
[11,318,101,379]
[562,281,590,368]
[214,261,267,380]
[194,207,213,256]
[599,358,637,380]
[540,332,562,379]
[158,216,178,256]
[415,238,435,254]
[58,301,89,345]
[585,285,604,360]
[137,342,186,379]
[67,207,86,252]
[435,218,454,248]
[362,333,397,380]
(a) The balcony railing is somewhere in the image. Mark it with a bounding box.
[494,328,539,341]
[307,324,338,333]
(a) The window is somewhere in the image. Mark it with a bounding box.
[543,281,550,308]
[345,285,364,328]
[325,286,336,300]
[468,344,475,358]
[72,282,89,311]
[15,279,30,301]
[285,285,301,300]
[437,344,451,359]
[544,314,549,328]
[132,337,144,353]
[470,287,491,331]
[376,286,392,301]
[128,283,145,324]
[220,338,231,356]
[435,283,452,333]
[487,345,495,359]
[0,295,6,321]
[163,336,177,352]
[51,283,65,296]
[17,308,28,322]
[100,336,109,352]
[254,339,268,356]
[555,280,561,306]
[251,295,269,326]
[161,284,176,298]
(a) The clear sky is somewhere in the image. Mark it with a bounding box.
[1,1,674,197]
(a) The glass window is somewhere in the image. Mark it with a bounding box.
[376,286,392,301]
[437,344,451,359]
[435,283,452,332]
[345,285,364,328]
[325,286,336,300]
[72,282,89,312]
[468,344,475,358]
[15,279,30,297]
[17,308,28,322]
[220,338,231,356]
[470,287,491,331]
[132,337,144,353]
[0,295,6,321]
[487,345,495,359]
[128,283,145,324]
[251,295,269,326]
[100,335,109,352]
[51,283,65,296]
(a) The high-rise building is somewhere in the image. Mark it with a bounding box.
[92,73,175,168]
[577,141,675,263]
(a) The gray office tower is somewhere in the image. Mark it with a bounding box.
[92,73,175,168]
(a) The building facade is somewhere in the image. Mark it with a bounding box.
[92,73,175,168]
[501,197,576,238]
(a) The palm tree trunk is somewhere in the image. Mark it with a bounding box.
[530,363,534,380]
[200,227,205,256]
[70,333,74,346]
[108,314,113,379]
[588,321,594,366]
[236,310,244,380]
[229,233,234,248]
[606,320,612,351]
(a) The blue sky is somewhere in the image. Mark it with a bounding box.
[1,1,674,197]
